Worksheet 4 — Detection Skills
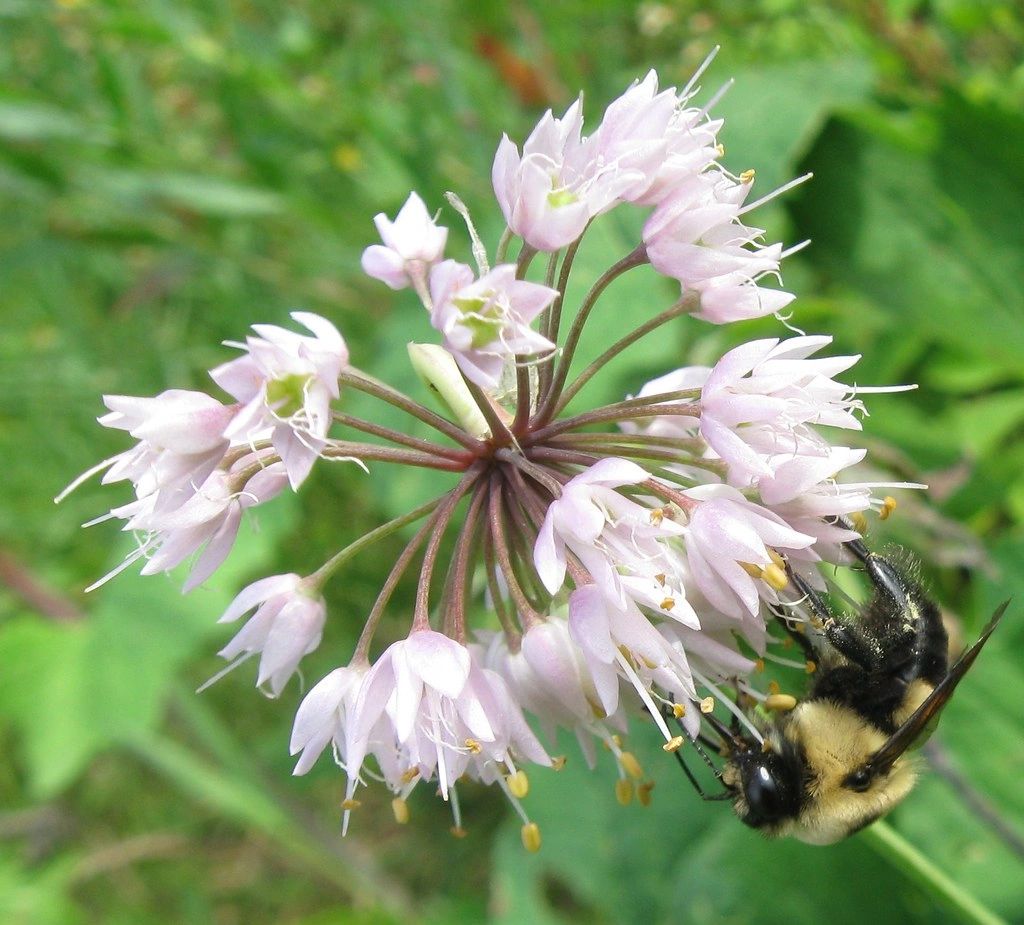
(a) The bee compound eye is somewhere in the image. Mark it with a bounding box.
[846,767,873,792]
[744,764,788,823]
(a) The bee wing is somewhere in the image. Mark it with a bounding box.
[867,600,1009,775]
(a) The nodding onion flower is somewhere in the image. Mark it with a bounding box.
[61,51,919,849]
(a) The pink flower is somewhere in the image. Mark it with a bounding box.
[58,390,235,519]
[481,620,629,768]
[644,170,795,323]
[492,99,593,251]
[99,389,234,457]
[533,458,693,623]
[568,585,697,741]
[361,192,448,291]
[683,485,815,621]
[757,444,866,507]
[428,261,556,389]
[209,573,327,697]
[582,70,678,203]
[211,312,348,489]
[344,630,550,807]
[493,68,729,251]
[699,335,863,486]
[92,457,288,593]
[289,664,368,775]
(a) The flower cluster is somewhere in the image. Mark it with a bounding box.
[65,55,917,850]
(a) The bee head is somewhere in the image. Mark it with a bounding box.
[723,736,807,832]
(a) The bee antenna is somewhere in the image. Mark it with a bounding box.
[700,709,746,753]
[661,705,734,801]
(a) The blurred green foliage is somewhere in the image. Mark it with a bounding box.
[2,1,1023,923]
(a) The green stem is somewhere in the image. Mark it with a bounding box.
[553,294,698,416]
[533,244,648,427]
[861,822,1007,925]
[311,495,444,584]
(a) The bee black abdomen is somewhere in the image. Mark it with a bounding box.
[807,665,907,733]
[914,592,949,687]
[807,554,950,732]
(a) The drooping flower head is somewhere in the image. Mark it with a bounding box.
[64,58,924,845]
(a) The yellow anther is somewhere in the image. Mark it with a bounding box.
[851,511,868,535]
[612,735,623,748]
[663,735,685,753]
[810,617,824,630]
[615,778,635,806]
[341,798,361,811]
[767,547,786,568]
[762,739,774,753]
[551,756,567,771]
[654,573,667,586]
[638,781,655,807]
[782,636,794,650]
[619,751,644,780]
[767,679,781,695]
[660,597,676,611]
[650,507,665,526]
[521,822,542,853]
[740,168,756,183]
[806,660,817,674]
[880,496,897,520]
[465,738,482,755]
[739,561,763,578]
[391,797,410,824]
[507,769,529,799]
[794,621,807,634]
[450,826,468,839]
[672,703,686,718]
[400,767,420,784]
[715,143,725,156]
[754,658,765,673]
[700,696,715,714]
[765,693,798,712]
[762,563,788,591]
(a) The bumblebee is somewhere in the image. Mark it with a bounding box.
[677,536,1006,845]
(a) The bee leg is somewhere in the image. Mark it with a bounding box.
[842,542,912,618]
[787,567,882,672]
[822,615,881,671]
[662,705,735,801]
[836,520,916,627]
[770,604,817,661]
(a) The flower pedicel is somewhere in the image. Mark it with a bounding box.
[61,52,919,849]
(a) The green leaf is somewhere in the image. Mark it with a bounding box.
[0,101,99,143]
[792,97,1024,366]
[147,173,286,217]
[0,849,83,925]
[717,57,875,198]
[0,499,297,797]
[948,391,1024,458]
